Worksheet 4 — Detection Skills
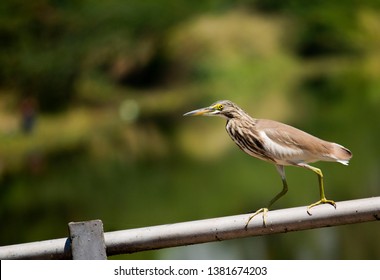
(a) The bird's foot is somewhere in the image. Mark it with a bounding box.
[307,198,336,216]
[245,208,268,229]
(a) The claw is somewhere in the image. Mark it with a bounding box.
[307,198,336,215]
[245,208,268,229]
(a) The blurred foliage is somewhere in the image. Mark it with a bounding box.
[0,0,380,259]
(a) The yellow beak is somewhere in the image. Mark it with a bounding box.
[183,107,216,116]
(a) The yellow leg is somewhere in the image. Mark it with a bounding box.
[246,165,287,228]
[298,163,336,215]
[268,165,288,208]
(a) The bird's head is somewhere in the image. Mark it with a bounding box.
[183,100,243,119]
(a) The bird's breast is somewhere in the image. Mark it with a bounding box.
[225,120,275,162]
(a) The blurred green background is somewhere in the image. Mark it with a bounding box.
[1,0,380,259]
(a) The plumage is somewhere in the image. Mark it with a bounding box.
[184,100,352,226]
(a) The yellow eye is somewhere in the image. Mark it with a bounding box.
[215,104,224,110]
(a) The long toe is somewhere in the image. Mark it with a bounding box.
[307,198,336,215]
[245,208,268,229]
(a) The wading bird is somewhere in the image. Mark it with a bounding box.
[184,100,352,227]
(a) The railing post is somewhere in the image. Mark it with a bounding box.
[68,219,107,260]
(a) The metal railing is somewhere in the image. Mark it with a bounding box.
[1,196,379,259]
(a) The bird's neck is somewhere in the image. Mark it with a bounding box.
[226,109,251,121]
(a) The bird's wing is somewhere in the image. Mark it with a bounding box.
[255,119,330,163]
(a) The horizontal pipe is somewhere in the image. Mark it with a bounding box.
[0,237,72,260]
[105,196,380,256]
[1,196,379,259]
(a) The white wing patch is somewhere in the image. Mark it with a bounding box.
[259,130,304,164]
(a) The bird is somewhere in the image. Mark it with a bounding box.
[184,100,352,227]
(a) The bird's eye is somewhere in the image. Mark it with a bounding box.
[216,104,224,110]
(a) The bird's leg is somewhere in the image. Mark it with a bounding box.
[298,163,336,215]
[245,165,287,229]
[268,165,288,208]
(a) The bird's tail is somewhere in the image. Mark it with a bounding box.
[331,143,352,165]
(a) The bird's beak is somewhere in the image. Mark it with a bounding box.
[183,106,217,116]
